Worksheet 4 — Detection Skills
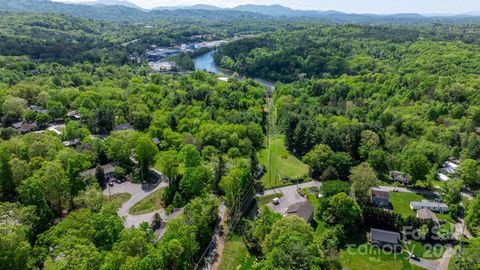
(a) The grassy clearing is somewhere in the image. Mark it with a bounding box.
[104,193,131,209]
[129,188,165,215]
[218,234,255,270]
[390,192,433,218]
[259,135,309,189]
[339,244,423,270]
[256,193,283,207]
[403,240,446,259]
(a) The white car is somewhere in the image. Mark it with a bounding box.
[272,197,280,205]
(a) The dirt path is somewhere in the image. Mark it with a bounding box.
[210,204,228,270]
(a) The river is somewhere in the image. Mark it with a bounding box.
[192,51,275,89]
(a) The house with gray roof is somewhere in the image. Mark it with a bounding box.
[370,187,389,208]
[81,163,117,181]
[369,228,402,252]
[284,201,314,223]
[390,171,411,184]
[410,200,448,213]
[113,123,134,132]
[416,208,439,225]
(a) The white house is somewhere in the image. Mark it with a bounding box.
[410,200,448,213]
[437,159,460,181]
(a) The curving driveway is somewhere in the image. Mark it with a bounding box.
[257,181,322,214]
[104,180,169,228]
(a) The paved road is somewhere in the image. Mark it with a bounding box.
[103,180,169,228]
[378,186,440,197]
[257,181,322,214]
[409,246,454,270]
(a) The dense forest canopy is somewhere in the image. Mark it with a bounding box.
[1,2,480,270]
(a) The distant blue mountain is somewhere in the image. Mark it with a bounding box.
[77,0,144,10]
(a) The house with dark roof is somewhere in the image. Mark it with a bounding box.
[370,187,389,208]
[369,228,402,252]
[390,171,411,184]
[284,201,314,223]
[113,123,134,132]
[11,122,23,129]
[81,163,117,181]
[29,105,48,114]
[12,122,39,133]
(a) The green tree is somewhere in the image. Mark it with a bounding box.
[73,184,104,212]
[249,206,282,252]
[157,150,179,182]
[259,216,328,269]
[2,96,27,122]
[180,144,201,168]
[349,162,379,205]
[359,130,380,159]
[459,159,480,188]
[303,144,334,178]
[466,194,480,237]
[135,135,158,182]
[220,163,253,213]
[402,153,431,181]
[322,192,363,233]
[320,180,350,198]
[179,167,212,200]
[105,130,139,167]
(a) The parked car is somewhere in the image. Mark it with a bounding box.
[410,254,420,261]
[272,197,280,205]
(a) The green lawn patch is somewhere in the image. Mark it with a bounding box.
[437,213,456,224]
[256,193,283,207]
[219,234,255,270]
[259,135,309,189]
[403,240,446,260]
[104,193,131,209]
[339,244,423,270]
[390,192,434,218]
[129,188,165,215]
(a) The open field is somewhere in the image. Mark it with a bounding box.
[259,135,309,189]
[218,234,255,270]
[403,240,446,260]
[129,188,165,215]
[104,193,131,209]
[339,244,424,270]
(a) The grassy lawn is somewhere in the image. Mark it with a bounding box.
[403,240,446,259]
[390,192,433,218]
[256,193,283,207]
[339,244,423,270]
[259,135,309,189]
[219,234,255,270]
[129,188,165,215]
[104,193,131,209]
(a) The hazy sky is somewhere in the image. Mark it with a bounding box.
[57,0,480,14]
